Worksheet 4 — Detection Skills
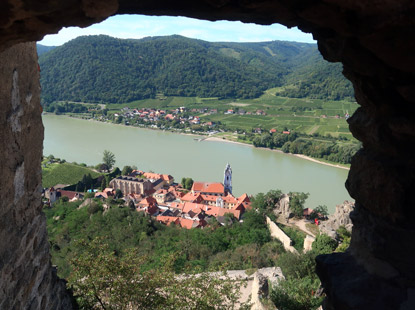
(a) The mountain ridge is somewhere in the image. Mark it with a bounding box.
[38,35,353,104]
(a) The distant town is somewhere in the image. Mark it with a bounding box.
[44,163,252,229]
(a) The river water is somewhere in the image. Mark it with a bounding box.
[42,114,352,213]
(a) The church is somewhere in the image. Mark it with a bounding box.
[183,163,250,210]
[190,163,233,197]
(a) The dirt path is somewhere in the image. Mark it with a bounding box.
[278,218,317,237]
[294,218,316,237]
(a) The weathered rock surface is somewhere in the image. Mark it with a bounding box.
[0,43,73,309]
[273,194,291,220]
[319,201,354,239]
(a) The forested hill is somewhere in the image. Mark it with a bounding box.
[38,35,353,103]
[37,44,56,56]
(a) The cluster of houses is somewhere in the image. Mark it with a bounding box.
[111,106,269,129]
[44,164,252,229]
[113,106,217,128]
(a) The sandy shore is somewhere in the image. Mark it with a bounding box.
[204,136,350,171]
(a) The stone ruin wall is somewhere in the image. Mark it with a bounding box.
[1,0,415,309]
[0,43,72,309]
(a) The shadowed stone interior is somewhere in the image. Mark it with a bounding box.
[1,1,414,309]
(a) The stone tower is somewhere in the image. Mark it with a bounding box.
[223,163,232,194]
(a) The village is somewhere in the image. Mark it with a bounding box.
[44,163,252,229]
[94,105,272,134]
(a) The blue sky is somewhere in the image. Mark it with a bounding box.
[39,15,315,46]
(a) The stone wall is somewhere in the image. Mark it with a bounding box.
[266,217,297,254]
[0,43,73,310]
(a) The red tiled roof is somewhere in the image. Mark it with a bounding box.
[156,215,180,225]
[170,202,183,210]
[146,205,159,216]
[191,182,224,194]
[233,202,246,212]
[204,206,241,219]
[223,194,238,204]
[181,192,203,203]
[155,189,168,195]
[162,174,173,181]
[58,190,81,200]
[94,191,108,199]
[182,202,203,214]
[144,172,162,180]
[139,196,157,206]
[237,193,250,203]
[179,218,199,229]
[201,195,218,202]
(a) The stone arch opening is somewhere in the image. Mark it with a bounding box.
[1,1,415,309]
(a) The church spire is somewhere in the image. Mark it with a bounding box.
[223,163,232,194]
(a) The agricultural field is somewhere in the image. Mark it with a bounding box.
[42,161,102,188]
[106,89,358,139]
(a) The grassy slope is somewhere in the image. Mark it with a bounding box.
[42,162,101,188]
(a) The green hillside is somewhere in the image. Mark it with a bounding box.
[38,35,353,104]
[42,161,101,188]
[36,43,56,56]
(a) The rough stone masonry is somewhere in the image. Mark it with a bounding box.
[0,42,72,310]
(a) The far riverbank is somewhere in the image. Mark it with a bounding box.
[204,136,350,171]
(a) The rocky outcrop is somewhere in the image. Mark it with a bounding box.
[250,267,282,310]
[319,201,354,239]
[273,194,291,220]
[304,234,316,252]
[0,43,73,309]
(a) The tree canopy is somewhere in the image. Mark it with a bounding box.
[102,150,115,171]
[38,35,353,104]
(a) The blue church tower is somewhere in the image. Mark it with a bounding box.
[224,163,232,194]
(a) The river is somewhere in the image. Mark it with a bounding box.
[42,114,352,213]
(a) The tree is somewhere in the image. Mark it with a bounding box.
[112,167,121,177]
[68,238,245,310]
[100,177,107,191]
[289,192,309,218]
[121,165,133,176]
[312,234,338,255]
[184,178,194,190]
[271,252,323,310]
[102,150,116,171]
[181,177,194,190]
[115,189,123,199]
[309,205,328,220]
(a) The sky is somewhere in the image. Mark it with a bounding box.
[39,14,315,46]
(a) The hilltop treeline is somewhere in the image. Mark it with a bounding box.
[38,35,353,104]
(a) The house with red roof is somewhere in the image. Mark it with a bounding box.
[156,215,180,226]
[138,196,157,208]
[181,192,204,203]
[154,188,175,204]
[179,218,207,229]
[191,182,225,196]
[165,114,175,120]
